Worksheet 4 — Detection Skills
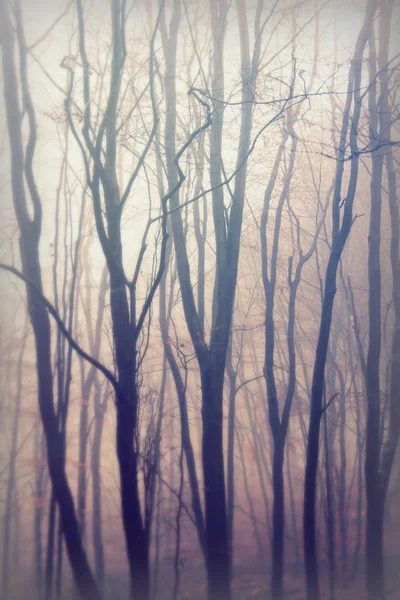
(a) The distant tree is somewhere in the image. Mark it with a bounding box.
[0,321,28,600]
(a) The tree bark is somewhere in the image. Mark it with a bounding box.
[365,22,384,600]
[323,387,336,600]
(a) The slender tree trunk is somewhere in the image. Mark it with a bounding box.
[45,492,57,600]
[34,427,46,598]
[1,328,26,600]
[343,280,366,585]
[286,441,300,577]
[152,475,162,600]
[172,446,184,600]
[244,386,272,541]
[365,16,384,600]
[92,380,106,588]
[80,263,109,589]
[55,513,63,599]
[78,373,90,543]
[226,337,237,567]
[335,364,348,587]
[323,388,336,600]
[157,230,206,557]
[304,255,340,600]
[237,429,266,569]
[12,485,21,585]
[365,90,384,600]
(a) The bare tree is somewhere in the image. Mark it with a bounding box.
[163,0,267,595]
[66,1,211,597]
[303,2,377,598]
[0,1,100,597]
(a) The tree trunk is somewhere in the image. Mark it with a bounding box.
[91,380,106,588]
[201,366,230,600]
[116,377,149,600]
[271,437,285,600]
[34,427,46,599]
[323,388,336,600]
[244,385,272,542]
[45,491,57,600]
[78,374,90,543]
[226,337,237,566]
[304,255,340,600]
[157,231,206,558]
[335,363,348,587]
[55,513,63,600]
[237,428,266,568]
[286,441,300,576]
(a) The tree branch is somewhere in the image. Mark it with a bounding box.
[0,263,119,392]
[321,392,339,415]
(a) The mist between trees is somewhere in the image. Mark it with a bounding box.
[0,0,399,599]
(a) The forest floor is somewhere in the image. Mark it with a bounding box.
[8,552,400,599]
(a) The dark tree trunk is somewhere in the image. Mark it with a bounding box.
[34,427,46,599]
[304,254,341,600]
[55,513,63,600]
[323,388,336,600]
[365,22,384,600]
[286,441,300,576]
[78,373,90,542]
[344,281,365,584]
[45,491,57,600]
[271,437,285,599]
[12,486,21,585]
[91,380,106,588]
[226,337,237,568]
[115,366,149,600]
[201,365,230,600]
[335,363,348,587]
[172,446,184,600]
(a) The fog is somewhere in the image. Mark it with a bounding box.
[0,1,399,599]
